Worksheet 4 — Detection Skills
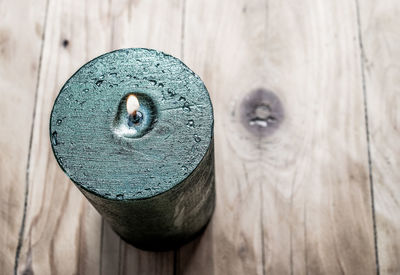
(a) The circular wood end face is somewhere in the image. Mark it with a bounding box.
[240,88,284,137]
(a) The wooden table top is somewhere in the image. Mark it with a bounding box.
[1,0,399,274]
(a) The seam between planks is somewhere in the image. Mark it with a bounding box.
[256,135,267,275]
[13,0,51,274]
[354,0,380,274]
[259,172,267,275]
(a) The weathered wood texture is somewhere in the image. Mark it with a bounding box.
[0,1,47,274]
[358,0,400,273]
[0,0,398,274]
[179,1,376,274]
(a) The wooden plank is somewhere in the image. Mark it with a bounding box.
[257,2,377,273]
[0,0,47,274]
[15,1,108,273]
[358,0,400,273]
[178,1,266,274]
[180,0,377,274]
[15,0,183,274]
[5,0,394,274]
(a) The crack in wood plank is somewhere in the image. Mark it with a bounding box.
[354,0,380,274]
[13,0,51,274]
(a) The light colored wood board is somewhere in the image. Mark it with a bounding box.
[358,0,400,273]
[180,0,377,274]
[104,0,183,57]
[0,0,47,274]
[15,0,184,274]
[3,0,394,273]
[179,0,267,274]
[257,0,376,273]
[15,0,114,273]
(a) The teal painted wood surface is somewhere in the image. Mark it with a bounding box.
[50,48,215,250]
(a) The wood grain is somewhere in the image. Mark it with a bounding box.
[358,0,400,273]
[178,1,266,274]
[15,0,182,274]
[255,1,376,273]
[179,0,377,274]
[2,0,400,274]
[0,0,47,274]
[15,1,107,272]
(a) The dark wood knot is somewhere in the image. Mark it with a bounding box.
[62,39,69,48]
[240,88,284,137]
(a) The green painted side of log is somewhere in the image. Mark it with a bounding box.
[49,48,215,250]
